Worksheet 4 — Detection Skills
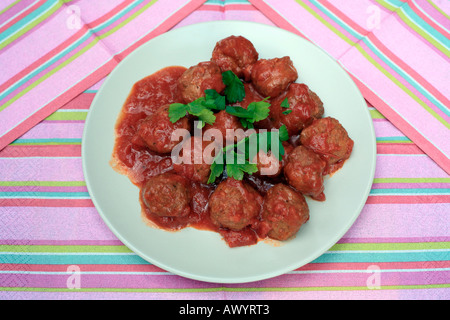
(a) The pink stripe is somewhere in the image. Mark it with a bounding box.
[0,0,36,25]
[0,198,94,207]
[0,145,81,157]
[366,195,450,204]
[198,4,258,11]
[0,59,114,151]
[375,155,448,179]
[341,237,450,243]
[372,182,450,189]
[376,144,425,155]
[0,239,123,245]
[366,33,450,108]
[349,202,450,238]
[10,271,446,289]
[0,186,88,192]
[0,0,134,94]
[390,8,449,61]
[415,0,450,27]
[249,0,310,40]
[349,73,450,175]
[60,93,95,109]
[355,40,448,123]
[0,0,204,151]
[408,0,450,38]
[321,0,450,108]
[299,260,450,271]
[372,17,449,99]
[0,0,46,34]
[0,158,85,181]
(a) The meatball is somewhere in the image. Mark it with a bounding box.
[209,178,263,231]
[178,61,226,103]
[262,184,310,241]
[172,136,216,184]
[141,173,191,217]
[211,35,259,79]
[300,117,354,173]
[252,142,294,178]
[203,110,244,145]
[284,145,327,201]
[136,104,190,154]
[250,57,298,98]
[270,83,324,135]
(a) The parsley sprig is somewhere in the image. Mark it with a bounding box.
[168,89,225,128]
[222,70,245,103]
[207,125,290,184]
[225,97,271,129]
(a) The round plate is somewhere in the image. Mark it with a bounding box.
[82,21,376,283]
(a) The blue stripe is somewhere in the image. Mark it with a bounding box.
[0,0,57,42]
[308,0,450,117]
[1,250,448,265]
[370,188,450,195]
[313,250,450,263]
[393,1,450,47]
[0,254,148,265]
[0,0,144,102]
[11,138,82,144]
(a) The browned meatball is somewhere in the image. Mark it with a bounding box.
[262,184,310,241]
[250,57,298,98]
[209,178,263,231]
[178,61,226,103]
[300,117,354,174]
[284,145,327,201]
[141,173,191,217]
[136,104,190,154]
[203,110,244,145]
[270,83,324,135]
[252,142,294,178]
[172,136,216,184]
[211,35,259,79]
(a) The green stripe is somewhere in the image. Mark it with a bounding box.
[295,0,450,129]
[373,178,450,183]
[45,111,88,121]
[0,284,448,292]
[0,181,86,187]
[370,109,385,119]
[0,0,75,51]
[0,0,159,113]
[426,0,450,20]
[376,0,450,57]
[0,0,22,16]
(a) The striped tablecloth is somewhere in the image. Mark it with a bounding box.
[0,0,449,300]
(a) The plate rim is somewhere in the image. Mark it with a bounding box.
[82,20,377,283]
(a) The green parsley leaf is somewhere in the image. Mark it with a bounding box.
[207,158,225,184]
[225,97,270,128]
[282,109,293,115]
[246,98,270,123]
[279,124,289,142]
[168,103,189,123]
[222,70,245,103]
[204,89,226,110]
[281,97,290,109]
[206,126,290,184]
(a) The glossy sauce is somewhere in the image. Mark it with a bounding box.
[112,66,274,247]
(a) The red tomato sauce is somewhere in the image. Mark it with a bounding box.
[111,66,274,247]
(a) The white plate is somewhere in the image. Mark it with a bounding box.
[82,21,376,283]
